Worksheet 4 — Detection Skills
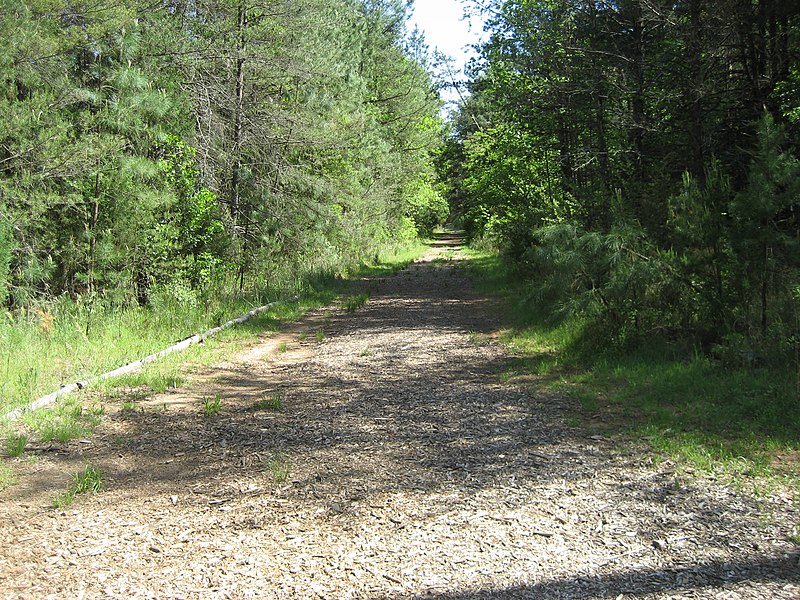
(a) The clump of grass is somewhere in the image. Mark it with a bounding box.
[277,341,289,353]
[121,399,138,412]
[112,367,183,394]
[344,292,370,313]
[254,393,282,411]
[23,398,104,443]
[265,455,291,483]
[315,329,326,342]
[202,394,222,417]
[5,433,27,457]
[53,465,102,509]
[0,462,16,490]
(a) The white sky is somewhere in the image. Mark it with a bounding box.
[407,0,485,110]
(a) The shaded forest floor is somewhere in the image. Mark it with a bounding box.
[1,234,799,599]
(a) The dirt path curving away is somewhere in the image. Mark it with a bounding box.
[1,234,799,599]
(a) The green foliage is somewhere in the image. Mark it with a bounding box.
[202,394,222,417]
[53,465,103,509]
[404,180,450,237]
[4,433,27,458]
[448,0,800,364]
[728,115,800,338]
[0,0,441,316]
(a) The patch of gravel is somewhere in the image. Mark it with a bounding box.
[1,234,798,599]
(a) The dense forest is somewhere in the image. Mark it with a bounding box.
[0,0,448,311]
[442,0,800,364]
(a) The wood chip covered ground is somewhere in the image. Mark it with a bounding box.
[1,234,799,599]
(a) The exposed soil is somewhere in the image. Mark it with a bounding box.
[1,234,799,599]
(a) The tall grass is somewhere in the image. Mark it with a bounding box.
[0,289,251,415]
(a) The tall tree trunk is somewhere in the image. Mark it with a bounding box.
[627,0,645,183]
[230,1,246,228]
[687,0,706,182]
[88,171,100,297]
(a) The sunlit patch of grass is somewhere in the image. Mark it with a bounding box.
[23,398,104,443]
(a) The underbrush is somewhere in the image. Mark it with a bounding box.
[464,250,800,481]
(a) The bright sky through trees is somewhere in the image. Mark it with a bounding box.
[407,0,484,111]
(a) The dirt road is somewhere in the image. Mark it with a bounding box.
[1,235,798,599]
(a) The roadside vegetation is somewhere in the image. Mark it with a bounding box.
[0,241,424,418]
[466,251,800,485]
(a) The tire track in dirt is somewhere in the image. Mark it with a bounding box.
[1,233,799,599]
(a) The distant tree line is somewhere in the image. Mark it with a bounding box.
[0,0,447,309]
[444,0,800,362]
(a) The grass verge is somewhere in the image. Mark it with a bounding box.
[463,250,800,484]
[0,240,427,418]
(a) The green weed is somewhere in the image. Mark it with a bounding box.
[265,455,291,483]
[5,433,27,457]
[315,329,326,342]
[254,393,282,411]
[202,394,222,417]
[344,292,370,313]
[53,465,103,509]
[23,398,103,443]
[0,462,15,490]
[277,341,289,353]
